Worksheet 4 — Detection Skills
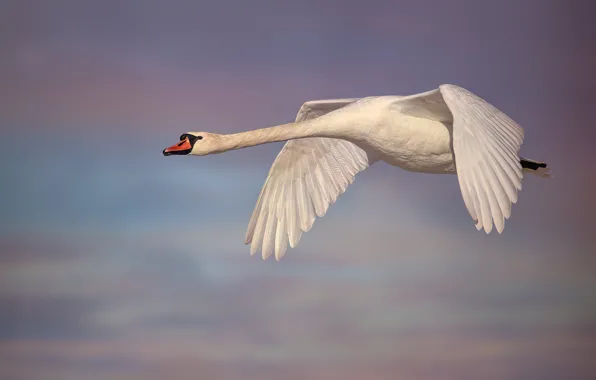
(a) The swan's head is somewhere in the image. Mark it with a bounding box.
[162,132,223,156]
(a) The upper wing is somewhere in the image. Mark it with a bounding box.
[245,98,369,261]
[393,85,524,234]
[439,84,524,233]
[295,98,360,122]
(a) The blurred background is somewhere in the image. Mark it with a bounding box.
[1,0,595,379]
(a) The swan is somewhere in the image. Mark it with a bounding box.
[163,84,551,261]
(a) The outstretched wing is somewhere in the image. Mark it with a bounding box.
[392,85,524,233]
[440,84,524,233]
[245,99,370,260]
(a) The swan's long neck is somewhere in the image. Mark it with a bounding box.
[218,117,347,152]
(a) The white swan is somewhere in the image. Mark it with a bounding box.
[163,84,551,261]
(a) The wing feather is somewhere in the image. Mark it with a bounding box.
[245,99,369,260]
[439,84,524,234]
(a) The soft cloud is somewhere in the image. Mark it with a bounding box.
[2,0,595,379]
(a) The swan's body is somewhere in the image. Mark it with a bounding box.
[163,84,551,261]
[333,96,455,172]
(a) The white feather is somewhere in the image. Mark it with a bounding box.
[172,85,550,260]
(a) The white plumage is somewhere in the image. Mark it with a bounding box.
[163,84,551,260]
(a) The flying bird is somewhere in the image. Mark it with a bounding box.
[163,84,551,261]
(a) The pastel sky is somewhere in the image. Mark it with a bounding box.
[1,1,595,379]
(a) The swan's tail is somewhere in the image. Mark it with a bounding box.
[520,157,552,178]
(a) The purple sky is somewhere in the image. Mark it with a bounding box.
[1,1,595,379]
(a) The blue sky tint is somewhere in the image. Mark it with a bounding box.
[1,1,595,379]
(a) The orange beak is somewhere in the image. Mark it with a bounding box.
[163,138,192,156]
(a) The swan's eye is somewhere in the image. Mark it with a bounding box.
[197,136,203,140]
